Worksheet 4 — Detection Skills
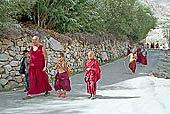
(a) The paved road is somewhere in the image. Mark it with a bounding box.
[0,50,166,114]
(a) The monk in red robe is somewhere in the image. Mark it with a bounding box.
[23,36,52,99]
[124,49,137,73]
[141,46,147,67]
[85,51,101,100]
[136,46,142,63]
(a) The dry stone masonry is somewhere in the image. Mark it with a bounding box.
[0,27,130,90]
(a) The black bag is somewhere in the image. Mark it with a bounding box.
[19,57,26,74]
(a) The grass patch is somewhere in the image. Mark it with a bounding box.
[0,88,12,92]
[0,84,25,92]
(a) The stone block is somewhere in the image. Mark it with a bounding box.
[0,54,9,62]
[10,61,19,67]
[2,39,13,46]
[8,81,18,89]
[17,40,24,47]
[48,37,64,51]
[0,68,5,74]
[15,77,23,83]
[9,50,16,57]
[0,79,8,86]
[1,74,9,79]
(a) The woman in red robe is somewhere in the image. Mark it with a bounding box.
[85,51,101,100]
[23,36,52,99]
[141,47,147,67]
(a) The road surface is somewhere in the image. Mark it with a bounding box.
[0,50,170,114]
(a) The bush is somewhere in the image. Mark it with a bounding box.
[0,0,156,40]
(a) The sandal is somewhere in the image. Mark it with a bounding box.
[57,93,63,97]
[63,93,67,98]
[44,92,50,97]
[22,95,32,100]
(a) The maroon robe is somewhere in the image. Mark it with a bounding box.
[85,59,101,95]
[129,53,137,73]
[28,45,52,95]
[136,48,142,63]
[54,72,71,91]
[141,49,147,65]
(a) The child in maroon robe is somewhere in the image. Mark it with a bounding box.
[85,51,101,100]
[54,53,71,98]
[124,49,137,73]
[141,46,147,67]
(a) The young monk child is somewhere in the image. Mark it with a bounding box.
[85,51,101,100]
[53,52,71,98]
[124,49,137,73]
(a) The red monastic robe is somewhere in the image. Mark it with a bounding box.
[141,49,147,65]
[129,53,137,73]
[28,45,52,95]
[136,48,142,63]
[85,59,101,95]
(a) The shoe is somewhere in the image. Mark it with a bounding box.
[90,95,96,100]
[57,93,63,97]
[63,93,66,98]
[22,95,32,100]
[88,94,92,99]
[44,92,50,97]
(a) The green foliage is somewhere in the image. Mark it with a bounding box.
[0,0,157,40]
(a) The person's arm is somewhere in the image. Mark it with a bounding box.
[124,54,130,61]
[42,46,48,71]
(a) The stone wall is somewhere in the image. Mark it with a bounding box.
[0,27,130,90]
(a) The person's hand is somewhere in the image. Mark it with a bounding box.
[87,68,91,71]
[43,67,47,72]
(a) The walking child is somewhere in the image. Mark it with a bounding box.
[85,51,101,100]
[19,50,30,92]
[54,52,71,98]
[23,50,30,92]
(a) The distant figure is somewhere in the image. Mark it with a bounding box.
[151,42,155,48]
[127,45,131,55]
[156,43,159,49]
[23,36,52,100]
[147,43,149,48]
[85,51,101,100]
[53,52,71,98]
[136,45,142,63]
[141,46,147,67]
[124,49,137,73]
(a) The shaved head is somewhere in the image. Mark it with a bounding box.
[32,36,40,46]
[88,51,94,59]
[32,36,39,40]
